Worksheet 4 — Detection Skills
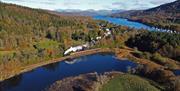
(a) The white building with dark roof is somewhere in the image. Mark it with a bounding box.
[64,46,83,55]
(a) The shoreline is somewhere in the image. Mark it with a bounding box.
[110,16,179,33]
[1,47,179,82]
[0,48,113,82]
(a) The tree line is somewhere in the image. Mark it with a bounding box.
[126,31,180,61]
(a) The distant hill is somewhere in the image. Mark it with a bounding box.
[56,9,124,16]
[145,0,180,13]
[112,0,180,32]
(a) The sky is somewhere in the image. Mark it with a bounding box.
[0,0,177,10]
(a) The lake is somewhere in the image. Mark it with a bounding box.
[0,53,137,91]
[174,70,180,76]
[93,16,173,32]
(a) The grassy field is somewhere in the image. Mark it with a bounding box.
[100,74,161,91]
[34,39,60,49]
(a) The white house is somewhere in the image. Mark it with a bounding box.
[96,36,102,40]
[174,31,177,33]
[82,43,90,48]
[104,31,111,37]
[104,28,111,37]
[64,42,90,55]
[106,28,110,32]
[64,46,83,55]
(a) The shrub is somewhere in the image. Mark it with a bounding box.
[125,31,180,61]
[100,74,161,91]
[143,52,151,60]
[151,53,167,64]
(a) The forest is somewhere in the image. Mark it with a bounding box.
[126,31,180,61]
[0,2,102,76]
[0,2,180,84]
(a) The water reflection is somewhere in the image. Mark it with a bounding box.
[1,53,137,91]
[42,62,60,71]
[64,52,115,65]
[174,70,180,76]
[65,58,85,64]
[0,74,23,91]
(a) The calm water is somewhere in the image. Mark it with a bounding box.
[93,16,173,32]
[0,53,137,91]
[94,16,152,30]
[174,70,180,76]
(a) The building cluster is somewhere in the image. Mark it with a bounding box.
[64,24,112,55]
[63,22,180,55]
[150,27,180,34]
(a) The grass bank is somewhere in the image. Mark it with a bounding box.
[100,74,161,91]
[0,48,113,82]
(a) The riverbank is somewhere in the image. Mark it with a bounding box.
[109,16,179,33]
[113,48,180,91]
[126,18,179,33]
[1,47,179,82]
[46,71,162,91]
[46,71,124,91]
[0,48,113,82]
[44,47,180,91]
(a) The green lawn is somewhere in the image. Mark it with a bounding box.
[100,74,161,91]
[34,39,60,50]
[0,51,15,55]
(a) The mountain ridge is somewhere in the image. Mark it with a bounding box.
[111,0,180,32]
[55,9,125,16]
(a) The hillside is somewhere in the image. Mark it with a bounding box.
[112,0,180,32]
[0,2,92,49]
[0,2,102,79]
[0,2,98,51]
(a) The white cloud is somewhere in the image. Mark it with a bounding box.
[150,0,175,5]
[111,0,176,10]
[0,0,177,10]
